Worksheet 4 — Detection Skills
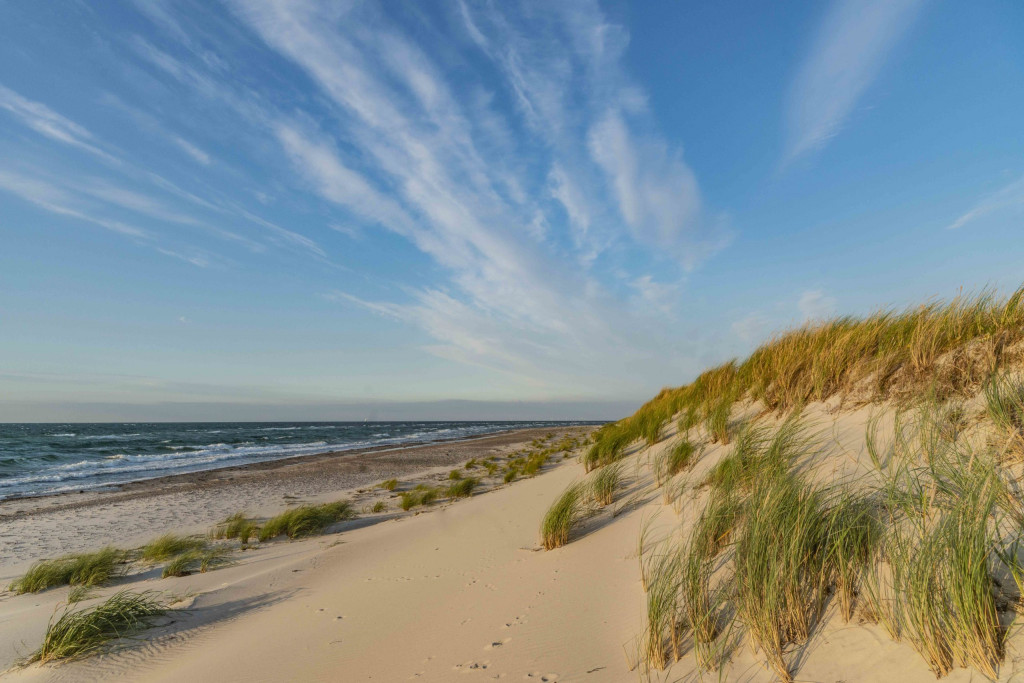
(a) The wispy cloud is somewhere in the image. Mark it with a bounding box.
[784,0,925,162]
[0,84,122,165]
[218,0,729,390]
[798,289,837,321]
[947,174,1024,231]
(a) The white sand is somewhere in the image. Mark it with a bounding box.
[3,406,1023,681]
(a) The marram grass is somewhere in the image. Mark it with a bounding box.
[590,460,624,507]
[211,512,260,544]
[140,534,207,563]
[258,500,356,541]
[446,477,478,498]
[540,482,585,550]
[162,547,234,578]
[31,590,170,663]
[9,548,125,594]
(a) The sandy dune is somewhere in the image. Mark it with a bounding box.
[4,406,1024,681]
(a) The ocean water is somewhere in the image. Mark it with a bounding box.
[0,421,593,500]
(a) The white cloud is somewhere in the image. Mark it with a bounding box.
[0,84,121,164]
[947,174,1024,231]
[785,0,925,162]
[732,313,771,344]
[798,289,838,321]
[173,137,211,165]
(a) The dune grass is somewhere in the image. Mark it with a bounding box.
[540,482,585,550]
[370,500,387,513]
[654,440,697,487]
[590,460,625,506]
[446,477,478,498]
[985,373,1024,461]
[211,512,260,544]
[377,478,399,491]
[619,285,1024,679]
[31,590,170,663]
[140,534,207,563]
[448,468,463,480]
[162,547,234,578]
[399,485,441,511]
[9,548,125,594]
[257,500,356,541]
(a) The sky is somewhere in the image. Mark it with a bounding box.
[1,0,1023,422]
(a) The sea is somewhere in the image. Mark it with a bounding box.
[0,421,596,500]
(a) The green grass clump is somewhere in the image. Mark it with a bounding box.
[985,373,1024,460]
[399,486,441,511]
[446,477,478,498]
[448,468,463,480]
[211,512,260,544]
[540,482,585,550]
[654,440,697,486]
[732,471,831,682]
[9,548,125,594]
[464,458,479,469]
[370,500,387,513]
[141,534,207,563]
[162,547,234,578]
[377,478,399,491]
[67,586,97,604]
[31,590,170,663]
[590,461,624,507]
[503,469,517,483]
[257,500,356,541]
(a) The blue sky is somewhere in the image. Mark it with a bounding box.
[1,0,1023,421]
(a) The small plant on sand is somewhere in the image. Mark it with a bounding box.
[211,512,260,544]
[30,590,170,663]
[377,479,399,491]
[370,500,387,513]
[446,477,478,498]
[654,440,697,487]
[141,534,207,563]
[541,482,585,550]
[464,458,479,469]
[590,461,624,507]
[503,469,517,483]
[67,585,97,604]
[258,500,356,541]
[399,486,442,511]
[448,469,463,480]
[162,547,234,578]
[9,548,125,594]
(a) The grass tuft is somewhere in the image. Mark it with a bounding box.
[31,590,170,663]
[446,477,478,498]
[590,461,625,507]
[540,482,585,550]
[377,478,399,491]
[141,534,207,563]
[211,512,260,544]
[257,500,356,541]
[162,547,234,578]
[9,548,125,594]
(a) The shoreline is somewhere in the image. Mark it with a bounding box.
[0,425,595,576]
[0,421,602,506]
[0,424,571,510]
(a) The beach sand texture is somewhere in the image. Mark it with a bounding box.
[3,400,1021,681]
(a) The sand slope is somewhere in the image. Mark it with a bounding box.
[6,406,1024,681]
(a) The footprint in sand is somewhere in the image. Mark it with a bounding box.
[524,674,558,682]
[484,637,511,650]
[453,660,490,673]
